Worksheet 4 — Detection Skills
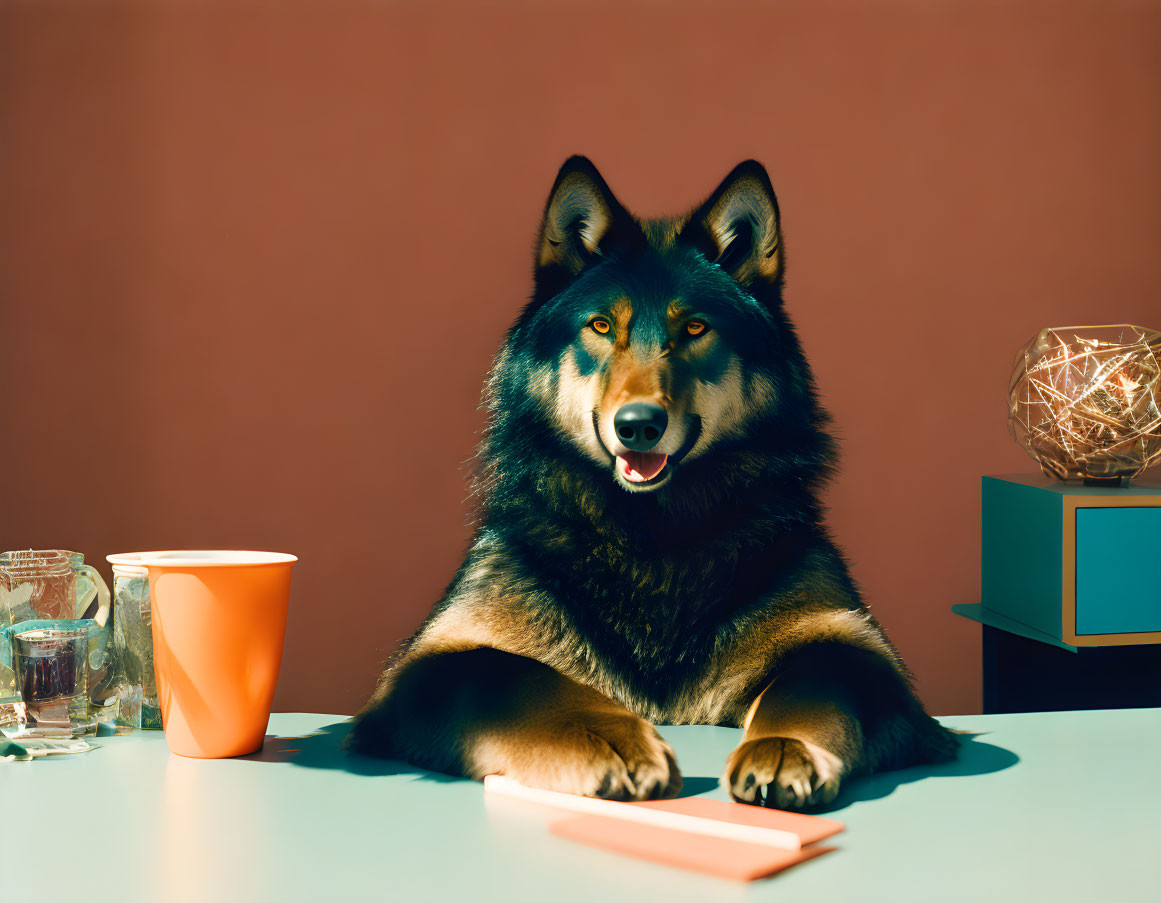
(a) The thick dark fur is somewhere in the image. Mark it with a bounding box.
[351,157,957,808]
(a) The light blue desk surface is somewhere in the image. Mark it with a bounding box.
[3,709,1158,902]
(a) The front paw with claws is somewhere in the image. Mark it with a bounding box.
[476,709,683,801]
[722,736,844,810]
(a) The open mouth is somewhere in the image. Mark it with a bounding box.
[616,451,669,484]
[592,411,702,492]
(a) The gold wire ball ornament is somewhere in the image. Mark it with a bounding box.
[1008,324,1161,485]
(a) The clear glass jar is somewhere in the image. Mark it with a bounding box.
[109,565,161,730]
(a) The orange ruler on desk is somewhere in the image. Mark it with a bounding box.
[484,774,844,881]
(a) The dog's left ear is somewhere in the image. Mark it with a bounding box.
[681,161,783,287]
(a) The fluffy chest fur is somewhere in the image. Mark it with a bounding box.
[468,494,825,723]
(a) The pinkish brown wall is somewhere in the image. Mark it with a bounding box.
[2,0,1159,716]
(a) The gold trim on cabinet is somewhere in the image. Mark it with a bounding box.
[1061,495,1161,647]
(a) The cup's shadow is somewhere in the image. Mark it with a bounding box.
[240,719,461,782]
[241,723,1018,810]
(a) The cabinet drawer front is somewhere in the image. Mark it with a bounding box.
[1075,507,1161,635]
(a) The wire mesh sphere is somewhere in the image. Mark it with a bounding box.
[1008,324,1161,483]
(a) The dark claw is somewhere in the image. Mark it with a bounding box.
[595,769,621,799]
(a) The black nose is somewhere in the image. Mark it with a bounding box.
[613,402,668,452]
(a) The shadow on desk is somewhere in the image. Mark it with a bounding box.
[241,720,463,783]
[245,724,723,795]
[241,721,1019,810]
[817,733,1020,813]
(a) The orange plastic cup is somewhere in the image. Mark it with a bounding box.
[106,550,296,758]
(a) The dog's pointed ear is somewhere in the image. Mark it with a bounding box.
[681,161,783,287]
[535,156,641,293]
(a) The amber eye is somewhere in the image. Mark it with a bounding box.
[685,320,707,337]
[590,318,611,335]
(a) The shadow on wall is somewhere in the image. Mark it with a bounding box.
[245,720,1019,810]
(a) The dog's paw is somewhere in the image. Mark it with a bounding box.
[477,711,682,801]
[591,712,683,801]
[722,736,843,810]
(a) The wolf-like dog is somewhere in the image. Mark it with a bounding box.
[351,157,957,808]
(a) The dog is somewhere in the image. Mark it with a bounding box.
[350,156,958,808]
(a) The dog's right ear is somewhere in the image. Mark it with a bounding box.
[534,157,641,298]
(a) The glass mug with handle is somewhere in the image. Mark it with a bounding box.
[0,549,111,625]
[0,550,112,732]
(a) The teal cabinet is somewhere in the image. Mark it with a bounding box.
[981,474,1161,646]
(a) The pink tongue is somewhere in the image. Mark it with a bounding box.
[617,452,668,483]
